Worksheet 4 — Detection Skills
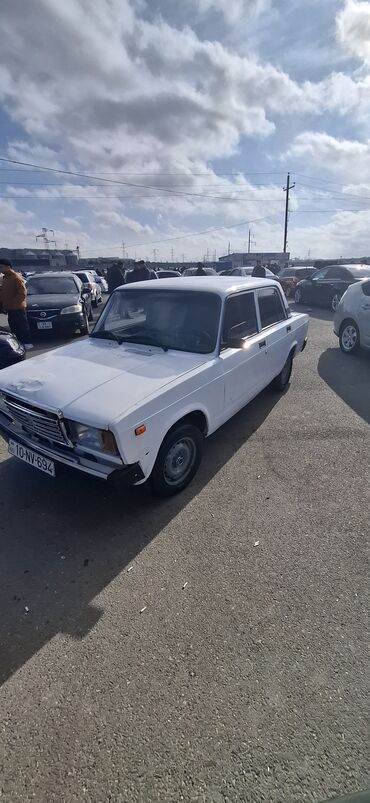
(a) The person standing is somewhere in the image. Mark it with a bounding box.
[107,261,125,294]
[124,260,158,284]
[195,262,207,276]
[0,259,33,349]
[252,261,266,278]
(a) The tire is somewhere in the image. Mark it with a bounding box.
[339,320,360,354]
[88,306,94,322]
[273,352,293,392]
[149,423,203,497]
[294,287,303,304]
[331,292,341,312]
[79,311,89,336]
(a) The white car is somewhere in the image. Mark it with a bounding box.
[334,279,370,353]
[74,270,102,307]
[0,277,308,496]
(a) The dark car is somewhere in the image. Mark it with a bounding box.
[26,272,93,337]
[156,269,181,278]
[278,267,315,297]
[182,267,217,276]
[0,331,25,369]
[294,264,370,311]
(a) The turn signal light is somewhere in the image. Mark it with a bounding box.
[135,424,146,436]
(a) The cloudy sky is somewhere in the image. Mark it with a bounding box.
[1,0,370,260]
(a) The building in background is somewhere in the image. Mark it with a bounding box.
[218,252,290,270]
[0,248,79,273]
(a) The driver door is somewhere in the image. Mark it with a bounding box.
[219,291,268,416]
[309,268,330,304]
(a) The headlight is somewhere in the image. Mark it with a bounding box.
[60,304,83,315]
[71,423,118,454]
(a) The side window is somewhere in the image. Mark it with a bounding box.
[312,268,329,280]
[222,292,258,343]
[328,267,348,280]
[258,288,287,328]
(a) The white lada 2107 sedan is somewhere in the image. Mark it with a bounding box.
[0,277,309,496]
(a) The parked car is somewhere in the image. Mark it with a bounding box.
[0,277,308,495]
[26,272,93,337]
[90,270,108,294]
[277,267,315,297]
[294,264,370,311]
[74,270,102,307]
[182,267,217,276]
[334,279,370,353]
[0,331,25,369]
[156,269,181,278]
[220,267,276,279]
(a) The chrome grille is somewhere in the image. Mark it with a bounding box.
[27,309,60,320]
[4,396,70,446]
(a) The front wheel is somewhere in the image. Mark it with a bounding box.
[339,320,360,354]
[273,353,293,392]
[79,311,89,335]
[149,423,203,496]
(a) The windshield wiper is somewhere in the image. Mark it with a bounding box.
[119,335,168,352]
[90,330,122,343]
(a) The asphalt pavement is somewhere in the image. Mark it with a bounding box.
[0,303,369,803]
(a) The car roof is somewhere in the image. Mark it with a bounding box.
[26,271,78,279]
[116,276,279,296]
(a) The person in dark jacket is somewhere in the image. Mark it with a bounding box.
[252,261,266,278]
[107,262,125,294]
[0,258,33,349]
[195,262,207,276]
[124,260,158,284]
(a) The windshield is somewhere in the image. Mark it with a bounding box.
[92,289,221,353]
[26,276,78,295]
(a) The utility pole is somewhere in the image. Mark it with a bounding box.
[122,241,125,260]
[248,228,251,254]
[283,172,295,253]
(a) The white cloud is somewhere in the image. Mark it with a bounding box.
[285,131,370,182]
[189,0,269,24]
[61,216,81,229]
[337,0,370,62]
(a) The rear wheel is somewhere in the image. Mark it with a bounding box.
[339,320,360,354]
[294,287,304,304]
[273,352,293,392]
[149,423,203,496]
[331,292,342,312]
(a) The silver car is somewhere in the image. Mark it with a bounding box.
[334,279,370,353]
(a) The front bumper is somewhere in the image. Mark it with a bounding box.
[27,312,86,335]
[0,413,144,486]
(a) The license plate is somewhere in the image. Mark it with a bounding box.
[8,439,55,476]
[37,321,53,330]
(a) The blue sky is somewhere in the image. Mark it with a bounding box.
[1,0,370,260]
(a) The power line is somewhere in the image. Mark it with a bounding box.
[0,157,287,202]
[0,193,286,202]
[85,213,279,253]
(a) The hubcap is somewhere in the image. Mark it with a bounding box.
[341,324,357,351]
[163,437,196,486]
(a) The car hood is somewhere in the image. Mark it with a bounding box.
[0,338,209,427]
[27,293,80,310]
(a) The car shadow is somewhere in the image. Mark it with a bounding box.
[318,346,370,425]
[0,385,281,686]
[291,303,333,322]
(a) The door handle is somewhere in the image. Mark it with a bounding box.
[259,340,266,349]
[287,325,291,332]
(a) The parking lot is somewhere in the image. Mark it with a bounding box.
[0,303,369,803]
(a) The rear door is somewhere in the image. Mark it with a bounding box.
[220,291,268,415]
[256,286,292,381]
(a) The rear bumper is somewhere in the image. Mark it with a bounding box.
[0,413,144,486]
